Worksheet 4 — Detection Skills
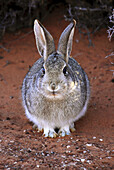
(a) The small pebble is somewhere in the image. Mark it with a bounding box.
[93,136,96,139]
[67,145,70,148]
[10,96,14,99]
[13,162,17,164]
[81,158,85,163]
[86,143,92,147]
[107,156,112,159]
[10,141,14,143]
[76,39,79,43]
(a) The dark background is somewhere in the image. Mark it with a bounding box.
[0,0,113,40]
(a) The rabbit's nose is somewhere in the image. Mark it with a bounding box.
[50,82,56,90]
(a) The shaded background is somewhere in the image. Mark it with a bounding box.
[0,0,113,41]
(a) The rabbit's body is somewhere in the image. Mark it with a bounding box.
[22,20,90,137]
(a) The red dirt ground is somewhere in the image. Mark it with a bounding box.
[0,6,114,169]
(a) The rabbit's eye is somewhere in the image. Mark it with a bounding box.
[42,67,45,75]
[63,66,68,75]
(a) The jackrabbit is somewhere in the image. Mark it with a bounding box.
[22,20,90,137]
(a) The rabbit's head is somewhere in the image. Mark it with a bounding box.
[34,20,76,99]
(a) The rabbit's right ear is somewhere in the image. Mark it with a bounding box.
[57,20,76,63]
[34,20,56,61]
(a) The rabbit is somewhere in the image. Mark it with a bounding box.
[22,19,90,138]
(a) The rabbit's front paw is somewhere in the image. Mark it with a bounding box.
[33,124,43,132]
[70,123,76,132]
[59,123,76,137]
[59,125,71,137]
[43,128,58,138]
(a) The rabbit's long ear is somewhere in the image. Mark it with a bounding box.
[57,20,76,63]
[34,20,56,61]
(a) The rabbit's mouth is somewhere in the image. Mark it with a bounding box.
[43,84,65,99]
[45,90,64,100]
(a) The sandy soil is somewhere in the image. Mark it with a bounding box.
[0,6,114,169]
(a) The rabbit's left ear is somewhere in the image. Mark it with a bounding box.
[57,20,76,63]
[34,20,56,61]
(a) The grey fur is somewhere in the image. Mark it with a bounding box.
[22,20,90,137]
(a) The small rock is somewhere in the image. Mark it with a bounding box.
[111,79,114,83]
[10,96,14,99]
[67,145,70,148]
[6,117,10,120]
[93,136,96,139]
[81,158,85,163]
[86,143,92,147]
[0,56,4,59]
